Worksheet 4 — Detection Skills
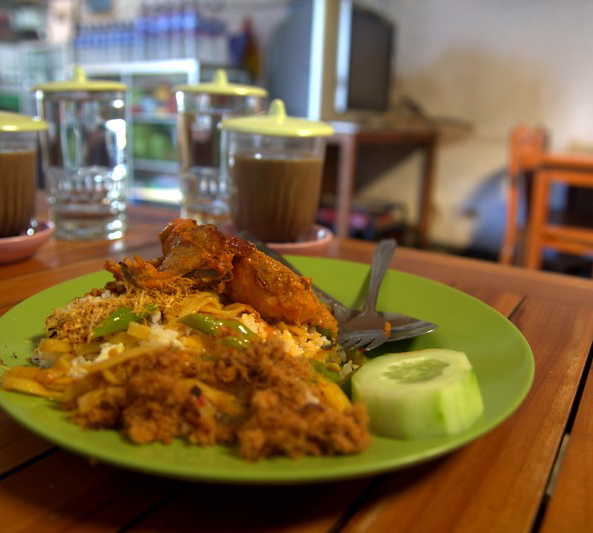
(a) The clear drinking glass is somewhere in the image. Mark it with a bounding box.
[35,69,128,240]
[175,70,267,225]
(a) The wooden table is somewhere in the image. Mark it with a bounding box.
[327,124,438,245]
[2,204,593,532]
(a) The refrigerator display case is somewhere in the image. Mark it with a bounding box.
[0,42,71,114]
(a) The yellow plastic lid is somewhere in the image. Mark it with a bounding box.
[0,111,47,132]
[221,99,334,137]
[175,69,267,97]
[33,66,127,92]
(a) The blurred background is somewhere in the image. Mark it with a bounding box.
[2,0,593,275]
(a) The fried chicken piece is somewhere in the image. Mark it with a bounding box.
[106,256,180,291]
[105,221,238,291]
[225,245,338,336]
[157,219,239,290]
[158,220,337,334]
[105,219,337,335]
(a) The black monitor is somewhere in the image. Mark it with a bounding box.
[335,3,395,113]
[265,0,396,119]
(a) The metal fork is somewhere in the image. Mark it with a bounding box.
[240,232,438,350]
[338,239,397,350]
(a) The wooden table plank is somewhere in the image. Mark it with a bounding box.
[127,479,372,533]
[0,412,52,476]
[540,357,593,531]
[0,223,155,282]
[339,298,593,533]
[330,240,593,308]
[0,451,177,533]
[449,286,524,318]
[0,202,176,283]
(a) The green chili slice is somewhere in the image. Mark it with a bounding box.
[179,313,223,335]
[92,307,138,338]
[180,312,258,349]
[92,304,159,339]
[310,360,342,384]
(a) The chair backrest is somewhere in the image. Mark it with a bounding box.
[509,125,548,177]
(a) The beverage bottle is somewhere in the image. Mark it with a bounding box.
[198,17,212,63]
[106,24,118,63]
[213,19,228,64]
[228,20,247,68]
[100,24,110,64]
[84,25,93,64]
[145,0,159,59]
[169,0,184,58]
[121,22,134,63]
[182,0,199,59]
[73,25,85,64]
[89,25,100,64]
[154,3,171,59]
[242,17,261,81]
[134,1,149,60]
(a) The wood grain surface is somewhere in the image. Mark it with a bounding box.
[341,298,593,533]
[0,204,592,533]
[540,347,593,532]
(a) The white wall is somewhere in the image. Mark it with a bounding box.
[359,0,593,251]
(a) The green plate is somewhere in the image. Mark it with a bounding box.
[0,256,534,484]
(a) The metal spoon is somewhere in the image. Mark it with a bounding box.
[241,233,438,350]
[338,239,398,350]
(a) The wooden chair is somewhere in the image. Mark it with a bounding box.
[499,125,548,265]
[500,124,593,270]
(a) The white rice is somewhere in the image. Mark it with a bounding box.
[67,342,124,378]
[142,324,183,349]
[238,313,266,338]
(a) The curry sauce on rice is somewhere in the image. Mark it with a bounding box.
[2,220,370,460]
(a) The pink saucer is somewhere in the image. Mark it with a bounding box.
[266,225,334,256]
[0,222,54,264]
[221,224,334,256]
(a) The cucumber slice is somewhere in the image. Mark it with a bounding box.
[351,349,484,439]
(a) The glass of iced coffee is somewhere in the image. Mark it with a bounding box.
[0,111,47,238]
[221,99,333,243]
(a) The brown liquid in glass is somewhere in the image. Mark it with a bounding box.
[231,155,323,242]
[0,150,36,237]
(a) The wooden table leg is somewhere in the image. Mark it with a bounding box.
[334,133,357,239]
[417,136,437,248]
